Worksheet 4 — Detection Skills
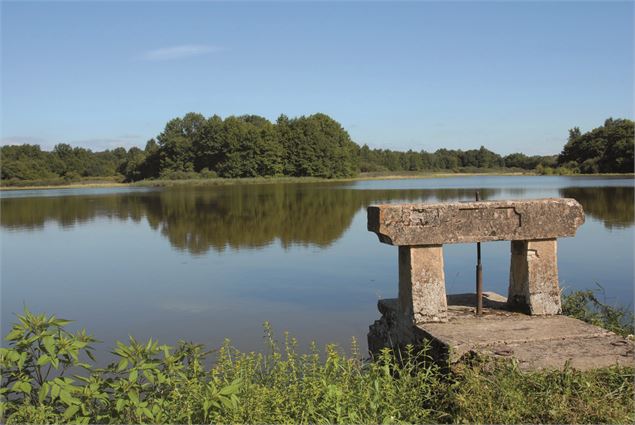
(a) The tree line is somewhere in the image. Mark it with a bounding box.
[1,114,632,183]
[358,145,557,173]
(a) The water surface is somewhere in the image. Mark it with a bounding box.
[2,176,633,358]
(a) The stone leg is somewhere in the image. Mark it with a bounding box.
[399,245,447,323]
[508,238,561,315]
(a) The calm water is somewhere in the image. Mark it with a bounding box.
[1,176,633,358]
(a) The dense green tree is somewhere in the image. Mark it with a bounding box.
[597,119,634,173]
[0,145,58,180]
[312,113,358,177]
[235,115,283,177]
[118,147,147,181]
[503,153,556,170]
[215,117,254,177]
[1,143,130,181]
[404,150,422,171]
[558,118,634,173]
[435,149,460,170]
[112,147,128,163]
[279,114,357,178]
[192,115,224,172]
[156,113,204,174]
[477,146,504,168]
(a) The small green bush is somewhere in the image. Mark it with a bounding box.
[562,287,634,337]
[0,309,242,424]
[62,171,82,182]
[199,168,218,179]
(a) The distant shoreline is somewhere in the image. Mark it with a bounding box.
[1,171,633,192]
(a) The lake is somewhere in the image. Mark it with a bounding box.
[1,175,633,359]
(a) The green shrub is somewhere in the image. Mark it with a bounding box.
[562,287,634,337]
[0,309,241,424]
[0,312,444,424]
[2,299,634,424]
[62,171,82,182]
[199,168,218,179]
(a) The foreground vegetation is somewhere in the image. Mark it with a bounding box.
[2,291,633,424]
[2,115,632,186]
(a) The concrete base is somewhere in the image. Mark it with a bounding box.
[368,292,634,371]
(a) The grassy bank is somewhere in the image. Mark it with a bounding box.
[131,170,534,188]
[3,170,634,192]
[2,291,633,424]
[1,175,353,191]
[0,176,126,191]
[0,170,547,191]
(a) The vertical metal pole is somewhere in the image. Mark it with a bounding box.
[475,191,483,315]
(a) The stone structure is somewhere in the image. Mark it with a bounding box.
[367,199,635,370]
[368,292,634,371]
[367,198,585,324]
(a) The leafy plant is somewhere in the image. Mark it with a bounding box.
[562,286,634,337]
[1,310,241,424]
[1,301,634,424]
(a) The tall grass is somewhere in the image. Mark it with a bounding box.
[1,295,634,424]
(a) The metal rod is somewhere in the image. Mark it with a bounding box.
[475,191,483,315]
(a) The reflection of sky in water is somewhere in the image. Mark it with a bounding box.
[345,175,634,190]
[0,186,156,199]
[1,176,633,361]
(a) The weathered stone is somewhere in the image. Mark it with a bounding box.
[368,198,584,245]
[368,298,413,354]
[419,293,634,370]
[368,292,511,354]
[365,199,606,370]
[508,239,561,315]
[399,245,448,324]
[369,293,635,371]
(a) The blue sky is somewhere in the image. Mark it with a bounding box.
[1,1,633,155]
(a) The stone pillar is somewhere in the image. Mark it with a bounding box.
[399,245,448,323]
[508,238,561,315]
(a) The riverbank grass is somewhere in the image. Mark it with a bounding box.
[1,292,634,424]
[1,171,530,190]
[4,171,634,191]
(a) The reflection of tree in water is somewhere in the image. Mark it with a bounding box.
[3,185,502,253]
[0,195,147,230]
[119,185,461,254]
[560,186,634,229]
[143,185,372,253]
[10,184,631,253]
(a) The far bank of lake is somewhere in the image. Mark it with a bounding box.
[0,171,535,191]
[3,171,633,192]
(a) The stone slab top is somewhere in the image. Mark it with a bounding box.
[416,309,633,371]
[376,293,634,371]
[367,198,584,245]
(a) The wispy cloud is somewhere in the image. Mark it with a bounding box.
[142,44,224,61]
[70,137,144,151]
[1,136,46,145]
